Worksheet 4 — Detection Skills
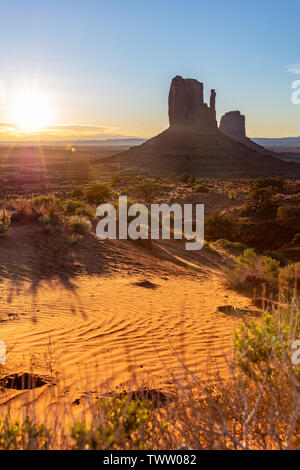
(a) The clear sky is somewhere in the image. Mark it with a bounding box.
[0,0,299,140]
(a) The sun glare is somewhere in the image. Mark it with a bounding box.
[11,89,53,133]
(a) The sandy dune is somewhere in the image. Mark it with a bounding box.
[0,233,257,417]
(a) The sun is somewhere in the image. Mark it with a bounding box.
[11,89,53,133]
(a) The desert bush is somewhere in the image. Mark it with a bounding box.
[223,248,280,288]
[129,182,163,202]
[215,239,247,254]
[238,248,280,279]
[277,205,300,219]
[194,184,209,193]
[67,215,92,234]
[85,185,110,205]
[205,212,239,241]
[0,214,10,236]
[40,215,63,234]
[64,199,94,217]
[263,250,287,266]
[30,195,63,216]
[68,233,83,245]
[244,186,278,218]
[255,177,285,192]
[203,241,217,253]
[234,303,300,379]
[0,417,53,450]
[71,396,152,450]
[71,188,84,199]
[279,262,300,290]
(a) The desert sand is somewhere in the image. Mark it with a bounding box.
[0,224,258,420]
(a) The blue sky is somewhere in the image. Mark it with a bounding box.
[0,0,299,139]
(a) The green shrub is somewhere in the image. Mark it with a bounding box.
[67,215,92,234]
[255,177,285,191]
[234,313,291,378]
[277,205,300,219]
[204,241,217,253]
[86,185,110,205]
[0,417,52,450]
[71,188,84,199]
[30,195,63,215]
[68,233,83,245]
[64,199,94,217]
[0,214,10,236]
[215,239,247,254]
[245,186,278,218]
[279,262,300,290]
[71,396,152,450]
[224,248,280,288]
[238,248,280,280]
[263,250,287,267]
[40,214,63,234]
[205,212,239,241]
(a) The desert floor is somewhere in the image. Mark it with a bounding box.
[0,231,259,421]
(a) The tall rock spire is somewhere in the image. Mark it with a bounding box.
[168,76,217,129]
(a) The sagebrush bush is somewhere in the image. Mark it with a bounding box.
[85,185,110,205]
[71,188,84,199]
[263,250,287,267]
[279,262,300,290]
[0,417,53,450]
[206,212,239,241]
[67,215,92,234]
[223,248,280,288]
[129,181,163,202]
[244,186,278,218]
[71,396,152,450]
[0,214,10,236]
[64,199,94,217]
[68,233,83,245]
[255,177,285,191]
[215,238,247,254]
[30,195,63,215]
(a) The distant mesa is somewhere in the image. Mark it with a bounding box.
[219,111,279,157]
[219,111,246,141]
[108,75,298,178]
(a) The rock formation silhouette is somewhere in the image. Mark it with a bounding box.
[219,111,279,157]
[108,76,298,178]
[168,75,217,129]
